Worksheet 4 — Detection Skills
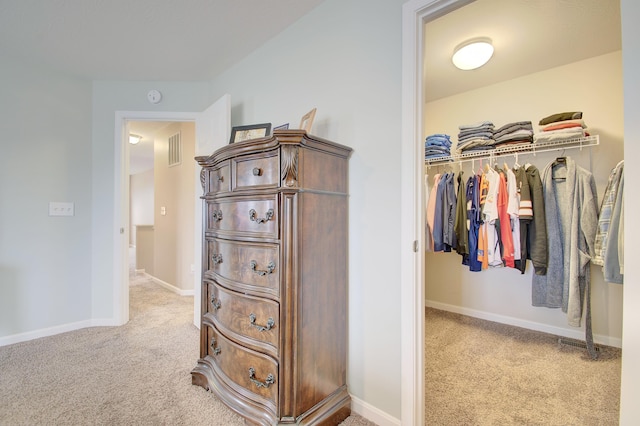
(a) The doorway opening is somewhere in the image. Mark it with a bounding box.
[128,120,197,301]
[402,0,624,424]
[114,112,201,327]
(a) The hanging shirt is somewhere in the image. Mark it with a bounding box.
[497,170,515,268]
[433,174,448,252]
[476,172,489,269]
[426,173,441,252]
[603,171,624,284]
[593,160,623,266]
[441,172,458,252]
[454,171,469,260]
[482,168,502,267]
[525,164,548,275]
[506,168,522,262]
[466,175,482,272]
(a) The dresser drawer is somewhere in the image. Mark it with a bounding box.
[207,238,280,296]
[207,281,279,351]
[232,151,280,191]
[206,324,278,407]
[207,160,230,194]
[207,196,278,240]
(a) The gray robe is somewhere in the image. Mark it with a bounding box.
[532,157,598,328]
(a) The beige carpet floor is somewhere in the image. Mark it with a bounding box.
[425,307,622,425]
[0,256,621,426]
[0,273,374,426]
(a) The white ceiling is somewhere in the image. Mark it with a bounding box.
[0,0,327,81]
[1,0,622,174]
[2,1,619,91]
[424,0,621,102]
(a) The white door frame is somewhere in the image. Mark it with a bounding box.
[400,0,474,424]
[113,111,199,325]
[401,2,632,425]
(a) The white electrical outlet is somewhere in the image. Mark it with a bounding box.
[49,202,74,216]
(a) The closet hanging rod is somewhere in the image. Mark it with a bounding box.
[425,135,599,166]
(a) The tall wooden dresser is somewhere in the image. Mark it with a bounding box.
[191,130,352,425]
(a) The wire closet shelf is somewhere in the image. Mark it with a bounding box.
[424,135,599,167]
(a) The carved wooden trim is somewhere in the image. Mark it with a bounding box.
[281,146,299,187]
[200,168,206,194]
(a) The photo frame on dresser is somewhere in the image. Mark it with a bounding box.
[299,108,317,133]
[229,123,272,144]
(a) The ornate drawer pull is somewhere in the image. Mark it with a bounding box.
[249,208,273,224]
[250,260,275,276]
[211,296,221,311]
[211,253,223,264]
[210,338,221,355]
[248,367,275,389]
[217,175,224,182]
[249,313,275,331]
[212,209,223,222]
[252,167,262,176]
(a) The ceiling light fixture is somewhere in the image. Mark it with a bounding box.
[452,37,494,71]
[129,134,142,145]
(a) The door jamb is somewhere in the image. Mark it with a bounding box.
[400,0,473,424]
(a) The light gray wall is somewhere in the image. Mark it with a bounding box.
[0,55,92,337]
[207,0,405,417]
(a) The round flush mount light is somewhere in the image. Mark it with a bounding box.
[452,38,494,70]
[129,134,142,145]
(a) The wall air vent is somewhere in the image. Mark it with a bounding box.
[168,132,181,167]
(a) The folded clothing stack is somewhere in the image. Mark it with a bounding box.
[425,133,452,160]
[534,111,588,143]
[456,121,495,153]
[493,121,533,148]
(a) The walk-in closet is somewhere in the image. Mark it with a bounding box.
[421,0,623,423]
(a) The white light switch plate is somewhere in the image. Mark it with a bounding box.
[49,202,74,216]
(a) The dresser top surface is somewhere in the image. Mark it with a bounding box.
[196,130,352,167]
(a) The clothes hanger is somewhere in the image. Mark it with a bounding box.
[525,145,536,168]
[513,152,520,169]
[480,155,492,173]
[554,149,567,166]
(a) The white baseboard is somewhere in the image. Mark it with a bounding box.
[0,318,119,347]
[350,395,400,426]
[2,275,193,347]
[426,300,622,348]
[143,273,194,296]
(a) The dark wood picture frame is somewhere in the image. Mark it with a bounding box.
[274,123,290,131]
[229,123,272,144]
